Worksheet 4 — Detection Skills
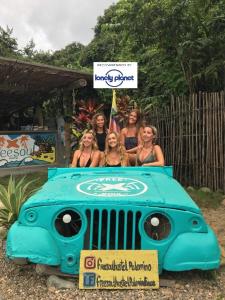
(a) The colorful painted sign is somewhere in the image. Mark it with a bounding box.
[0,132,56,168]
[77,177,148,197]
[79,250,159,289]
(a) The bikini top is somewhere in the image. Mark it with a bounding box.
[104,152,122,167]
[105,162,121,167]
[77,152,92,167]
[124,136,138,150]
[136,150,156,166]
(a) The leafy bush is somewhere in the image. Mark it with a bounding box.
[0,175,39,228]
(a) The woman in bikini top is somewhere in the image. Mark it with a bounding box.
[71,130,100,168]
[100,131,129,167]
[136,125,164,167]
[120,109,143,151]
[76,153,92,167]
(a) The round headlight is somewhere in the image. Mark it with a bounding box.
[144,213,171,241]
[55,209,82,237]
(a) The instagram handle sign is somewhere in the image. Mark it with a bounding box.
[84,256,96,269]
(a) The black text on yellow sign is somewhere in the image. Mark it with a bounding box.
[79,250,159,289]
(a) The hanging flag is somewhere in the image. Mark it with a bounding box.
[109,89,120,133]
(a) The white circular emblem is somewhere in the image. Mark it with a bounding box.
[76,177,148,197]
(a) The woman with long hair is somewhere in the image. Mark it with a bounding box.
[136,125,164,166]
[120,109,143,151]
[91,112,108,152]
[71,130,100,167]
[100,131,129,167]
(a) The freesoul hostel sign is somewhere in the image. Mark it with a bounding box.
[93,62,138,89]
[79,250,159,289]
[76,177,148,197]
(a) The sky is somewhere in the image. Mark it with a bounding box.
[0,0,117,52]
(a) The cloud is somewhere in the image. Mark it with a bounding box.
[0,0,117,51]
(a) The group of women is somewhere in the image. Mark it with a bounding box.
[71,109,165,168]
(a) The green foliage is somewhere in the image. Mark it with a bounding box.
[32,42,86,70]
[52,42,85,69]
[0,175,40,228]
[23,39,36,58]
[0,26,20,57]
[79,0,225,104]
[1,0,225,108]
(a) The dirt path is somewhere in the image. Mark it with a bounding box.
[0,206,225,300]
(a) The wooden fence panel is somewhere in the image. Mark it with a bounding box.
[148,92,225,192]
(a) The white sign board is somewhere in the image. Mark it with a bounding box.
[93,62,138,89]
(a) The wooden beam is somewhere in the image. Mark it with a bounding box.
[67,78,87,90]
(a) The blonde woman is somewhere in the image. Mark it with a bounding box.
[100,132,129,167]
[71,130,100,167]
[136,125,164,166]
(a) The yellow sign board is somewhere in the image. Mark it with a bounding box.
[79,250,159,289]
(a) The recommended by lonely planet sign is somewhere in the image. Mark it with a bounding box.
[93,62,138,89]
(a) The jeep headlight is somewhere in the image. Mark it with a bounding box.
[55,209,82,237]
[144,213,171,241]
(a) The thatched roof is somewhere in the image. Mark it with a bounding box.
[0,56,92,117]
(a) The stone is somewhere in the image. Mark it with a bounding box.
[199,187,212,193]
[12,258,28,265]
[186,186,195,192]
[36,264,47,275]
[36,264,77,277]
[46,275,75,290]
[159,279,175,287]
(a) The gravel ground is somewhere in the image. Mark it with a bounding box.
[0,205,225,300]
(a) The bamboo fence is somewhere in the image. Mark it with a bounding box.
[148,91,225,192]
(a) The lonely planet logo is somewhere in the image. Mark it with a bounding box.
[76,177,147,197]
[93,62,137,89]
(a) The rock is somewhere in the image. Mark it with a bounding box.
[46,275,75,290]
[12,258,28,265]
[187,186,195,192]
[36,264,47,275]
[199,187,212,193]
[36,264,76,277]
[160,279,175,287]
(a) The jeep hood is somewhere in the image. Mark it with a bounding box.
[22,167,200,214]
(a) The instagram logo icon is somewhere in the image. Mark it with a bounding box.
[84,256,96,269]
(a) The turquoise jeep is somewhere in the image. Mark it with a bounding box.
[6,167,220,275]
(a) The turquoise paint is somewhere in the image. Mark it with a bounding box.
[7,222,60,265]
[163,226,220,271]
[6,166,221,275]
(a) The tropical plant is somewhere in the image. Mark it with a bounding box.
[0,175,39,229]
[70,98,105,150]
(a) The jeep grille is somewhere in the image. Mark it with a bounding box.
[83,209,142,250]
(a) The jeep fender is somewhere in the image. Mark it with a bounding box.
[163,226,220,271]
[7,221,60,265]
